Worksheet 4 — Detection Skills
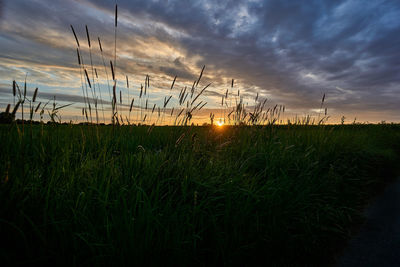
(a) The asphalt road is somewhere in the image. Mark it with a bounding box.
[336,178,400,266]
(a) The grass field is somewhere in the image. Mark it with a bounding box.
[1,123,399,266]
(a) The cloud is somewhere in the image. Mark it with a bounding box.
[0,85,98,105]
[0,0,399,123]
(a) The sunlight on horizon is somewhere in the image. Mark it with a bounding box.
[0,0,399,124]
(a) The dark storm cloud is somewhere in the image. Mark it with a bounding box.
[0,0,4,21]
[1,0,400,121]
[159,57,197,81]
[84,0,400,110]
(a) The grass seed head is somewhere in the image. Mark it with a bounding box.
[85,25,91,48]
[84,69,92,88]
[32,87,38,102]
[12,80,16,96]
[115,4,118,28]
[76,49,81,65]
[98,37,103,52]
[196,65,205,87]
[130,98,134,112]
[110,61,115,81]
[70,25,80,47]
[12,101,21,116]
[171,75,177,90]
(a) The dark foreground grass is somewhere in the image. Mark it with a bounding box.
[1,124,399,266]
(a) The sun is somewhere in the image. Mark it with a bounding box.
[216,119,224,127]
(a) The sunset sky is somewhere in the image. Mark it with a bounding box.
[0,0,399,124]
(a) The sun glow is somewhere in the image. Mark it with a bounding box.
[216,119,224,127]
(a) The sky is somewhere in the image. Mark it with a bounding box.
[0,0,399,124]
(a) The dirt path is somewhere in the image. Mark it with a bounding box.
[336,178,400,266]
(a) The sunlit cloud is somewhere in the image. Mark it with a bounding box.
[0,0,399,123]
